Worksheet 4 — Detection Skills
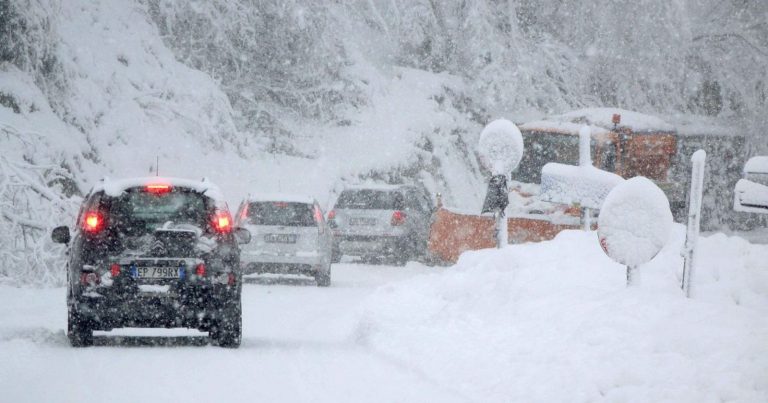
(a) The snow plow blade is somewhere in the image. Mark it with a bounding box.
[427,207,582,264]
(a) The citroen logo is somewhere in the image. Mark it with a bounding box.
[150,239,167,256]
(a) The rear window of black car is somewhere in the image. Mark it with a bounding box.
[107,189,209,232]
[247,202,315,226]
[336,190,404,210]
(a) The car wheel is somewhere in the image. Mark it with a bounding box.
[210,302,242,348]
[68,307,93,347]
[330,244,341,263]
[315,266,331,287]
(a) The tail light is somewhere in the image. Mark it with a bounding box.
[80,272,100,286]
[212,210,233,233]
[195,263,206,277]
[82,211,104,233]
[145,183,172,194]
[327,210,336,220]
[238,203,250,223]
[227,272,236,286]
[391,210,406,226]
[110,263,121,277]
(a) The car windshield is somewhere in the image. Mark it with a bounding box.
[108,189,209,232]
[247,202,315,226]
[335,189,404,210]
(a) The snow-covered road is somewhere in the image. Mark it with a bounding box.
[0,264,467,403]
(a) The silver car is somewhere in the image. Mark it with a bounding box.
[235,195,332,286]
[328,184,434,265]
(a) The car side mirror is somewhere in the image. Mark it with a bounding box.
[51,226,71,244]
[234,227,251,244]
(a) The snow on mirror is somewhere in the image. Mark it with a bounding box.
[598,177,673,286]
[477,119,524,176]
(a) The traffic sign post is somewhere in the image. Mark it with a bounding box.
[477,119,523,249]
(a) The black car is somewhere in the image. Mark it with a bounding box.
[51,177,251,348]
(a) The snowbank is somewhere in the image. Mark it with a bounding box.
[356,228,768,402]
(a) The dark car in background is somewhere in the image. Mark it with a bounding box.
[51,177,251,348]
[327,184,435,265]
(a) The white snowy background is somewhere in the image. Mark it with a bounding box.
[1,1,767,402]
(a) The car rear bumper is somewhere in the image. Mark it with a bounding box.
[240,253,325,273]
[336,235,404,256]
[72,284,239,330]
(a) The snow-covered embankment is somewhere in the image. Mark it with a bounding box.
[356,227,768,402]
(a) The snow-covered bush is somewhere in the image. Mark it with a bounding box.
[144,0,365,154]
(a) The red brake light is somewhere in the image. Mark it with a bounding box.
[82,211,104,233]
[314,206,323,223]
[146,183,172,194]
[227,272,236,286]
[80,272,100,286]
[212,211,232,233]
[110,263,121,277]
[327,209,336,220]
[239,203,250,223]
[391,210,406,226]
[195,263,206,277]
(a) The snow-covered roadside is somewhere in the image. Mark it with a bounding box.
[356,227,768,402]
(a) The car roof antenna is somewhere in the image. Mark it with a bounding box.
[156,156,160,176]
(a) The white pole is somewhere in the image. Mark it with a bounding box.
[681,150,706,298]
[583,207,591,231]
[579,125,592,231]
[497,174,508,248]
[627,265,639,287]
[497,210,508,248]
[579,125,591,167]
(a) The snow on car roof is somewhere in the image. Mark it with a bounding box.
[91,176,225,201]
[245,193,316,204]
[744,156,768,174]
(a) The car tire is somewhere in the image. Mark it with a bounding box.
[210,302,242,348]
[315,267,331,287]
[68,307,93,347]
[330,244,341,264]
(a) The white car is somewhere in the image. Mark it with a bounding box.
[235,194,332,286]
[734,156,768,214]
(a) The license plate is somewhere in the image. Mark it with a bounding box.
[135,266,180,279]
[264,233,297,243]
[349,217,376,226]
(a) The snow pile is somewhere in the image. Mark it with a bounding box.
[356,229,768,402]
[598,177,673,267]
[477,119,524,175]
